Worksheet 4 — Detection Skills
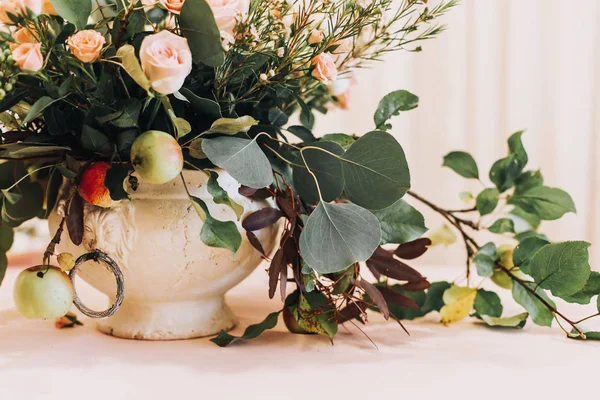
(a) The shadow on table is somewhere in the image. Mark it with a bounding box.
[0,297,580,374]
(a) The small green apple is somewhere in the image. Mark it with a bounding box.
[13,266,74,320]
[131,130,184,185]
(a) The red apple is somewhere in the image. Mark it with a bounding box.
[13,266,74,320]
[79,162,120,208]
[130,130,184,185]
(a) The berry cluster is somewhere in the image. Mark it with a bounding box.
[0,47,18,101]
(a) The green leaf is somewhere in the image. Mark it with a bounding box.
[190,196,242,254]
[474,289,503,318]
[293,141,344,204]
[210,311,281,347]
[480,313,528,329]
[202,136,273,189]
[206,171,244,220]
[45,168,63,218]
[569,327,600,341]
[286,126,315,143]
[442,151,479,180]
[205,116,258,135]
[488,218,515,234]
[508,206,541,231]
[473,242,496,278]
[374,90,419,130]
[50,0,92,29]
[180,0,225,67]
[562,272,600,305]
[341,131,410,210]
[512,237,550,275]
[321,133,354,150]
[116,45,151,91]
[178,88,222,119]
[528,241,591,298]
[104,165,131,201]
[299,202,381,274]
[24,96,60,124]
[476,188,499,215]
[508,131,528,167]
[515,170,543,195]
[489,156,522,192]
[489,131,528,192]
[109,99,142,128]
[512,282,555,327]
[81,125,111,155]
[372,199,427,245]
[0,143,71,159]
[508,186,576,221]
[293,291,338,339]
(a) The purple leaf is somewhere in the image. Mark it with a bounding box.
[242,207,283,231]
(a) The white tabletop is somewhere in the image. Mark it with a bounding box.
[1,263,597,400]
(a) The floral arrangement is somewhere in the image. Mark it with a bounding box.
[1,0,599,346]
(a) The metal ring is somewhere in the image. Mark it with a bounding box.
[69,250,125,319]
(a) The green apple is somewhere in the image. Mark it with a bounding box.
[13,266,74,320]
[131,130,184,185]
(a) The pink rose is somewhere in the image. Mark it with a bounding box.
[10,25,36,50]
[308,30,324,45]
[0,0,42,24]
[41,0,56,15]
[205,0,250,40]
[12,42,43,71]
[159,0,184,14]
[311,53,337,84]
[67,30,106,63]
[140,30,193,95]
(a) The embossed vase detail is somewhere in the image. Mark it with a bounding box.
[48,170,279,340]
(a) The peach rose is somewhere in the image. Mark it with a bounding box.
[0,0,42,24]
[67,30,106,63]
[140,30,193,95]
[206,0,250,40]
[311,52,337,84]
[331,69,358,110]
[10,25,36,49]
[308,30,324,45]
[12,42,43,71]
[159,0,184,14]
[41,0,56,15]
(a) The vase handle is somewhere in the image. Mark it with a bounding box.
[69,250,125,319]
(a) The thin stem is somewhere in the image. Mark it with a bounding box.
[4,164,57,192]
[300,148,323,202]
[573,313,600,325]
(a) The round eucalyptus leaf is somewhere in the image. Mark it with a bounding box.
[299,202,381,274]
[341,131,410,210]
[202,136,273,189]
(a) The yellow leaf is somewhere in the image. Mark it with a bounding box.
[174,117,192,138]
[428,224,457,247]
[116,45,151,92]
[440,285,477,325]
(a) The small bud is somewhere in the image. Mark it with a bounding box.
[0,89,6,100]
[259,73,268,81]
[4,83,12,92]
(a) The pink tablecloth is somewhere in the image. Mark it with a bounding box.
[0,262,597,400]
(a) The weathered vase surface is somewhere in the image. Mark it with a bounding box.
[48,170,279,340]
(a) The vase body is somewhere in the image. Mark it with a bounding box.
[48,170,279,340]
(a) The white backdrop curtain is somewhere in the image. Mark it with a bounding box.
[317,0,600,267]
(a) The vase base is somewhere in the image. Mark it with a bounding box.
[96,297,237,341]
